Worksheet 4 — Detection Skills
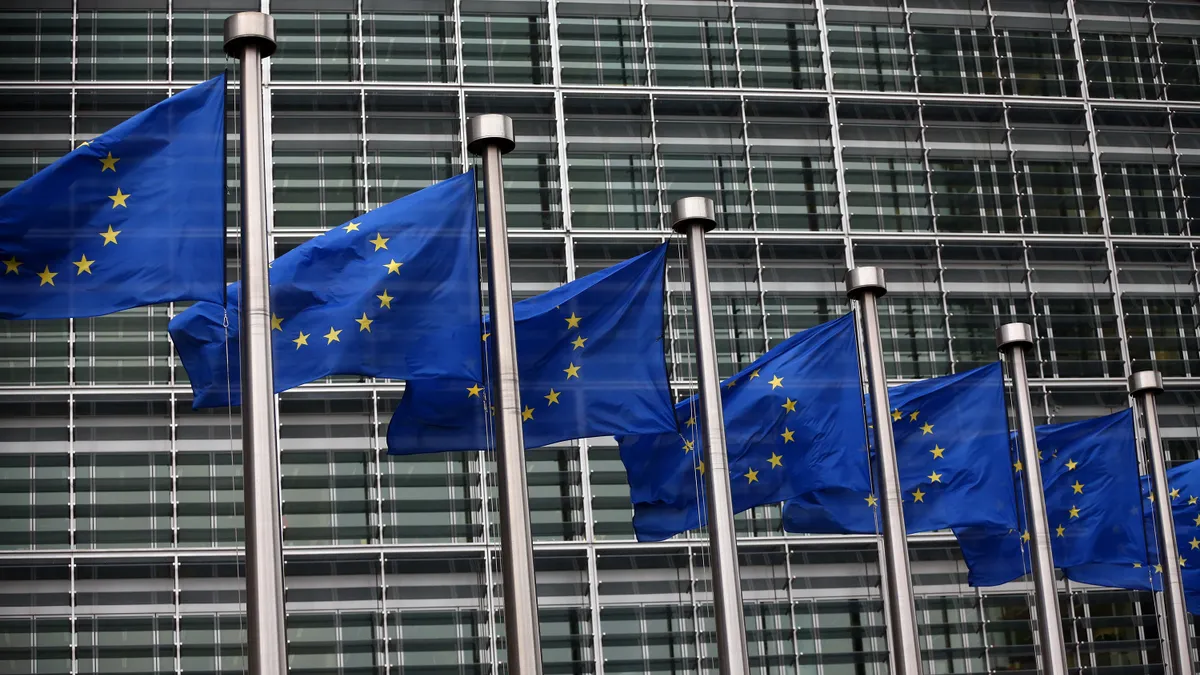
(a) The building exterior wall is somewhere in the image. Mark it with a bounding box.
[2,0,1199,672]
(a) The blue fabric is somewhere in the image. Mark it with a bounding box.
[1065,460,1200,613]
[0,75,226,319]
[387,244,674,454]
[783,363,1018,535]
[619,313,869,542]
[953,408,1146,586]
[169,171,482,408]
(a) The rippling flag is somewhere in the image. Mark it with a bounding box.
[387,244,674,454]
[783,363,1017,535]
[169,171,481,408]
[619,313,868,542]
[1,75,226,319]
[954,408,1146,586]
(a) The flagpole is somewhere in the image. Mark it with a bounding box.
[996,322,1068,675]
[466,114,544,675]
[1129,370,1196,675]
[669,197,750,675]
[222,12,288,675]
[844,267,922,675]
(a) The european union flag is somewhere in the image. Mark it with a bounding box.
[618,313,868,542]
[1065,460,1200,612]
[386,244,674,454]
[954,408,1145,586]
[782,363,1017,535]
[0,75,226,319]
[169,171,481,408]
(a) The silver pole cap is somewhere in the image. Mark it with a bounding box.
[845,267,886,299]
[466,114,515,156]
[996,322,1034,350]
[669,196,716,234]
[224,12,277,59]
[1129,370,1164,395]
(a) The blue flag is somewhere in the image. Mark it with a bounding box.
[954,408,1146,586]
[1065,460,1200,612]
[782,363,1018,535]
[386,244,674,454]
[169,171,481,408]
[0,75,226,319]
[618,313,869,542]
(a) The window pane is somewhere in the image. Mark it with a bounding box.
[77,11,168,81]
[364,11,456,83]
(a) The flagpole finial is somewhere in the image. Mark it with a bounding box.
[1129,370,1164,395]
[223,12,276,58]
[995,322,1033,350]
[670,196,716,234]
[845,266,886,299]
[466,114,515,155]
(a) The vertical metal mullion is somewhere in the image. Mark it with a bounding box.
[68,390,78,675]
[369,389,390,675]
[576,437,604,675]
[814,0,853,268]
[169,386,182,674]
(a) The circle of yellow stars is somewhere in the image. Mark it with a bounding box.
[683,367,795,485]
[865,407,940,509]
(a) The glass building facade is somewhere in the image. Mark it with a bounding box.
[2,0,1200,672]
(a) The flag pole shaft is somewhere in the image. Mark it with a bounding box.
[996,323,1068,675]
[223,12,287,675]
[467,114,543,675]
[670,197,749,675]
[1130,370,1195,675]
[844,267,922,675]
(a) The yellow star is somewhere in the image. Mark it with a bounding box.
[78,140,91,147]
[724,379,736,389]
[383,259,403,275]
[355,313,373,332]
[911,489,925,503]
[545,389,560,405]
[1171,488,1181,499]
[768,453,782,469]
[36,266,57,286]
[293,331,310,348]
[909,410,919,422]
[1072,481,1084,494]
[572,336,587,350]
[920,422,934,435]
[482,333,491,341]
[466,384,483,398]
[927,471,942,483]
[565,312,582,329]
[1013,460,1023,472]
[745,468,759,484]
[521,406,534,422]
[73,254,94,275]
[682,439,695,453]
[564,363,581,379]
[3,256,21,274]
[369,233,389,251]
[376,290,393,308]
[1069,506,1080,519]
[1180,556,1188,568]
[696,460,706,475]
[1150,493,1156,502]
[930,445,945,459]
[99,152,119,172]
[1021,530,1031,543]
[271,313,283,331]
[1190,538,1200,550]
[1190,496,1198,505]
[343,221,361,232]
[324,327,342,344]
[865,494,878,507]
[891,409,903,421]
[1038,450,1044,460]
[781,428,795,443]
[108,187,130,208]
[749,369,760,380]
[1134,562,1143,568]
[782,398,797,413]
[1065,459,1077,470]
[100,225,120,245]
[685,416,696,427]
[768,375,783,389]
[1056,525,1065,538]
[1194,514,1200,526]
[1155,564,1164,574]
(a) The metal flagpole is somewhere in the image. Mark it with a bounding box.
[996,322,1068,675]
[669,196,750,675]
[844,267,922,675]
[222,12,287,675]
[466,114,544,675]
[1129,370,1196,675]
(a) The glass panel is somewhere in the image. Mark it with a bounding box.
[273,12,358,82]
[998,30,1081,97]
[0,401,70,551]
[364,92,463,209]
[1161,36,1200,102]
[747,100,839,231]
[647,13,737,88]
[0,10,72,80]
[657,99,750,231]
[914,27,1002,95]
[564,96,659,231]
[1081,33,1159,101]
[828,23,914,92]
[172,11,227,82]
[176,403,244,548]
[737,12,824,90]
[559,12,647,86]
[465,95,563,230]
[462,11,552,84]
[77,11,169,81]
[364,10,456,83]
[272,91,363,232]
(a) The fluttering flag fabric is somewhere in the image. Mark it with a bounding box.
[386,244,674,454]
[1064,460,1200,612]
[782,363,1017,535]
[954,408,1146,586]
[169,171,481,408]
[0,74,227,319]
[618,313,868,542]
